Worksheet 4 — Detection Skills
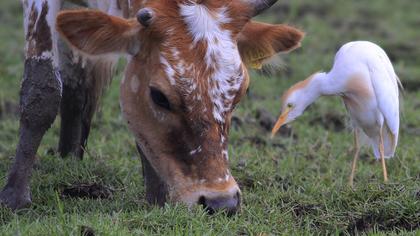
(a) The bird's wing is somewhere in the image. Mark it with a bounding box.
[367,49,400,155]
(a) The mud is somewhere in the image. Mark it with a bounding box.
[309,112,346,132]
[237,175,255,190]
[256,108,295,138]
[237,136,267,147]
[231,115,243,130]
[80,226,95,236]
[60,183,113,199]
[255,108,275,132]
[347,211,420,234]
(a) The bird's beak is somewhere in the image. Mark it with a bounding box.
[271,107,291,138]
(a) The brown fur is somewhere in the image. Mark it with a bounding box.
[238,21,304,68]
[56,10,141,55]
[26,2,52,57]
[56,0,303,205]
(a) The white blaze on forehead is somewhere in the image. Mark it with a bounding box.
[180,3,244,123]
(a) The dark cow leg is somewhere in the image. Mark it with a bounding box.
[0,0,62,210]
[0,59,61,210]
[136,144,167,206]
[57,40,94,159]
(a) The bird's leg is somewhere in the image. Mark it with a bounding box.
[349,129,360,188]
[379,127,388,182]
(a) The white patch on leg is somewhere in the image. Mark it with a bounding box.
[24,0,61,67]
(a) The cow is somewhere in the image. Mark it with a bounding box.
[0,0,303,215]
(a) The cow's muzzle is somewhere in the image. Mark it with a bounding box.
[198,191,240,216]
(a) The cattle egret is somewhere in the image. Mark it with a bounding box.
[271,41,401,186]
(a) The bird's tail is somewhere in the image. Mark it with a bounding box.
[370,125,397,159]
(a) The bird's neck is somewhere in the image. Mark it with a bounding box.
[294,72,341,111]
[308,72,341,96]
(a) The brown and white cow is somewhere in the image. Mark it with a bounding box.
[1,0,303,214]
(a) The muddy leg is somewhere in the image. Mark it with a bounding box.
[57,39,95,159]
[0,0,62,210]
[0,59,61,210]
[348,129,360,188]
[136,144,167,206]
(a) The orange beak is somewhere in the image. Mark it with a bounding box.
[271,107,290,138]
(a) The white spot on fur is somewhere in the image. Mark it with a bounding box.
[189,145,202,156]
[222,149,229,160]
[24,0,60,67]
[160,54,176,85]
[224,174,230,182]
[180,3,243,123]
[220,134,226,144]
[130,75,140,93]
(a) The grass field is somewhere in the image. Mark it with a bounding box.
[1,0,419,235]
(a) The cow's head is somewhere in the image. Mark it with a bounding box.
[57,0,303,214]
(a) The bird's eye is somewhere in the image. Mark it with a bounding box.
[287,103,293,108]
[150,87,171,110]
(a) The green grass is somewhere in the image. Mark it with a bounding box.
[1,0,419,235]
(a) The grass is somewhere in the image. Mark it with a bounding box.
[1,0,419,235]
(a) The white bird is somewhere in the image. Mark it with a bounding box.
[271,41,401,186]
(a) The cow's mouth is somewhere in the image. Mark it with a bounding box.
[135,143,241,215]
[136,143,168,206]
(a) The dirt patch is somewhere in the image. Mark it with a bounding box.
[292,203,321,218]
[256,108,276,132]
[278,197,322,219]
[80,225,95,236]
[256,108,295,138]
[231,115,244,130]
[61,183,113,199]
[347,211,420,234]
[309,112,346,132]
[237,175,255,190]
[237,136,267,147]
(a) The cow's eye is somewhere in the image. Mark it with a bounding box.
[150,87,171,110]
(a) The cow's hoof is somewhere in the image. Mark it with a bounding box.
[0,186,32,210]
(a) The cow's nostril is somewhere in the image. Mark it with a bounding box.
[198,192,240,216]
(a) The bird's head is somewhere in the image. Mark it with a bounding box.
[271,73,322,136]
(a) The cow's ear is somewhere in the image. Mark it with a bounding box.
[238,21,304,69]
[56,10,141,56]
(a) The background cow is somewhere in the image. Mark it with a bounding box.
[0,0,303,214]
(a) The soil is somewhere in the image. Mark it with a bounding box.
[80,226,95,236]
[309,112,346,132]
[60,183,113,199]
